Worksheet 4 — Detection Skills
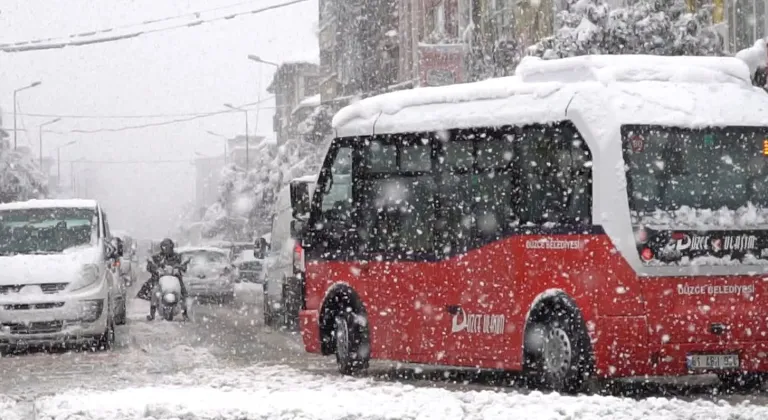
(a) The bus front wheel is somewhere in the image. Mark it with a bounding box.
[334,313,370,375]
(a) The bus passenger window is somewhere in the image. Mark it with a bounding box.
[518,123,592,227]
[368,141,397,173]
[400,143,432,172]
[362,176,435,254]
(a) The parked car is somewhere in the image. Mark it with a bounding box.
[112,230,138,289]
[263,175,316,328]
[0,199,123,351]
[177,246,238,303]
[206,240,268,284]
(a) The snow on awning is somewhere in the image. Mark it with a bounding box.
[291,94,321,115]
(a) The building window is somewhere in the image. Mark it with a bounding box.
[426,1,446,40]
[491,0,515,40]
[728,0,767,51]
[458,0,473,40]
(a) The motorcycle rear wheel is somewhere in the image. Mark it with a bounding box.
[161,305,174,321]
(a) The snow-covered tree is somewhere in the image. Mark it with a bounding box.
[735,38,768,88]
[0,139,47,203]
[198,124,331,241]
[528,0,724,59]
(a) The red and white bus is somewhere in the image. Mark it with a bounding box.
[290,54,768,393]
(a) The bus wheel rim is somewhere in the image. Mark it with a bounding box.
[543,327,573,377]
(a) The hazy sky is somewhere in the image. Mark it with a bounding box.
[0,0,319,239]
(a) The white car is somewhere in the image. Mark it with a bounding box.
[178,246,238,303]
[0,199,124,351]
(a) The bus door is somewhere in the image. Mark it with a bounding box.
[358,136,443,361]
[435,131,519,367]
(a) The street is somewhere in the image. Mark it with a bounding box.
[1,278,768,419]
[0,279,330,400]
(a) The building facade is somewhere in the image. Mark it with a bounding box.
[316,0,768,107]
[317,0,558,105]
[267,62,320,144]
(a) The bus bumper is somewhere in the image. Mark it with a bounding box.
[299,309,322,354]
[595,316,768,377]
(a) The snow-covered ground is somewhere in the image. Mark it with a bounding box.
[1,283,767,419]
[1,364,767,420]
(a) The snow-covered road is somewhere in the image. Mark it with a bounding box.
[0,281,326,398]
[3,364,768,420]
[1,280,768,419]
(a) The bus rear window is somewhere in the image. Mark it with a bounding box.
[622,125,768,226]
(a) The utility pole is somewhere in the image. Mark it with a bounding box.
[13,81,42,149]
[38,118,61,167]
[57,140,77,188]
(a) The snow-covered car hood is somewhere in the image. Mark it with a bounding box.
[0,246,101,285]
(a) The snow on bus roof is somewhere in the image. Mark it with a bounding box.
[515,54,752,85]
[0,199,98,211]
[176,246,230,255]
[332,75,539,130]
[333,54,768,138]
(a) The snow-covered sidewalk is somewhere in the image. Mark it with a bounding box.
[1,365,767,420]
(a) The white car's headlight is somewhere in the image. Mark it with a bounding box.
[70,264,101,291]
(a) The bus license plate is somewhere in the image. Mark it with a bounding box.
[686,354,739,370]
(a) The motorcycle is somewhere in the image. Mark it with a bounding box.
[149,259,190,321]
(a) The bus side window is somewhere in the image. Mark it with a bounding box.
[474,127,519,237]
[518,123,593,227]
[360,133,436,256]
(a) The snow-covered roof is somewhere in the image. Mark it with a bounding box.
[177,246,229,255]
[292,174,317,183]
[0,199,98,211]
[280,50,319,65]
[292,94,321,114]
[333,54,768,140]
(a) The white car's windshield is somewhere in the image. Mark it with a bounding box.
[0,207,97,256]
[182,250,228,273]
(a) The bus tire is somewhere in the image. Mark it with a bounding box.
[334,312,370,375]
[718,372,763,392]
[525,302,593,394]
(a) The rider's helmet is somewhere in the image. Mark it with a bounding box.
[160,238,175,257]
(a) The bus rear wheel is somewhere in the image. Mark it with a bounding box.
[334,313,369,375]
[526,307,593,394]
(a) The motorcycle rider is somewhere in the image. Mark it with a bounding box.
[139,238,190,321]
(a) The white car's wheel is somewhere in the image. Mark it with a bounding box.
[97,305,116,351]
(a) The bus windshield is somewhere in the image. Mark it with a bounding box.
[622,125,768,228]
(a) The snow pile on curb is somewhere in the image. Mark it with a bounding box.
[0,397,23,420]
[15,365,768,420]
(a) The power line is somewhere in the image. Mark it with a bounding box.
[1,0,310,53]
[63,159,196,164]
[0,0,267,47]
[11,104,281,120]
[38,97,274,134]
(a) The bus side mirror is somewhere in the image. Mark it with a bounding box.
[290,181,311,220]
